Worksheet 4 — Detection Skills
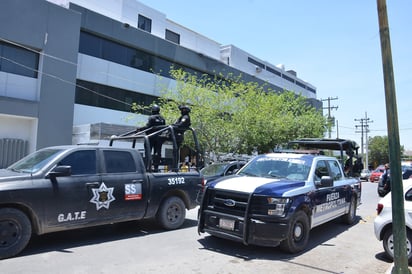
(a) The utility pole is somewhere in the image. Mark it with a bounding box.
[321,97,338,138]
[354,112,373,169]
[377,0,409,273]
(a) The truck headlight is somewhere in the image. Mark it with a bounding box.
[267,197,290,216]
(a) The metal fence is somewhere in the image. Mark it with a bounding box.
[0,138,28,168]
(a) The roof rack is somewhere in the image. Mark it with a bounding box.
[273,148,321,155]
[109,125,202,172]
[287,138,360,167]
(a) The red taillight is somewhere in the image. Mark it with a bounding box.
[201,177,205,191]
[376,203,384,215]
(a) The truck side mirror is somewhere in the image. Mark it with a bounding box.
[47,165,72,179]
[319,176,333,188]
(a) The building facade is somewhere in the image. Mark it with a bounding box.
[0,0,320,167]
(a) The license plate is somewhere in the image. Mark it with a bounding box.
[219,218,235,231]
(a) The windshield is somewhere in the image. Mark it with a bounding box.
[200,163,228,176]
[238,155,311,180]
[7,148,64,173]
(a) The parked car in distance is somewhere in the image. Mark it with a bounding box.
[360,169,371,181]
[377,167,412,197]
[374,178,412,263]
[403,168,412,180]
[200,161,246,184]
[370,166,385,182]
[377,175,390,197]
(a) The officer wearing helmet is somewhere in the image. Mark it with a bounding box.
[172,105,191,147]
[137,104,166,133]
[137,104,166,171]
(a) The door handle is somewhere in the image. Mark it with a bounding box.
[85,182,100,187]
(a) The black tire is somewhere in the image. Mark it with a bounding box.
[0,208,32,259]
[382,228,412,263]
[342,197,357,224]
[156,196,186,230]
[280,211,310,253]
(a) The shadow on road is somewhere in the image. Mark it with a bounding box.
[17,218,198,259]
[197,215,361,262]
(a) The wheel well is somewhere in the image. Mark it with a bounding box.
[160,190,190,209]
[0,203,40,234]
[380,223,412,240]
[295,204,312,226]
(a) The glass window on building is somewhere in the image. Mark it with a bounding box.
[0,41,39,78]
[78,31,217,84]
[79,32,102,57]
[75,80,158,114]
[102,39,127,64]
[165,29,180,45]
[138,14,152,33]
[126,48,152,71]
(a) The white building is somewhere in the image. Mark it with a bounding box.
[0,0,320,167]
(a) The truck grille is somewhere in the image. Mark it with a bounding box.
[204,188,251,217]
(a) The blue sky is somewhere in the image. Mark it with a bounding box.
[139,0,412,150]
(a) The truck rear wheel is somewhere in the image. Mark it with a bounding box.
[0,208,32,259]
[156,196,186,230]
[280,211,310,253]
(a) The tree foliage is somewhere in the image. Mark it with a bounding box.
[132,69,326,158]
[368,135,405,168]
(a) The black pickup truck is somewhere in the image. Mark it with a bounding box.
[0,144,202,259]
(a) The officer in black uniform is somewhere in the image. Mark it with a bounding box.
[382,163,391,194]
[172,105,191,148]
[137,104,166,171]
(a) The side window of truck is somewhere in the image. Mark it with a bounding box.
[59,150,97,175]
[314,160,329,182]
[327,160,343,181]
[103,151,137,173]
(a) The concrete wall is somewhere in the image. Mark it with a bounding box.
[0,0,81,151]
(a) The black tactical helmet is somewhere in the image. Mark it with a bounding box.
[179,105,191,114]
[151,104,160,114]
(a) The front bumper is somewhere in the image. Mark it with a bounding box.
[199,210,289,247]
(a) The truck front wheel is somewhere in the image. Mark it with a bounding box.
[156,196,186,230]
[0,208,32,259]
[280,211,310,253]
[342,196,357,224]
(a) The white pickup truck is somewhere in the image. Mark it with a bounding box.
[198,138,361,253]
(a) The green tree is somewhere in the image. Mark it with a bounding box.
[132,69,326,158]
[233,89,326,153]
[368,135,405,168]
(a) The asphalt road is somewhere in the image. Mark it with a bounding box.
[0,181,394,274]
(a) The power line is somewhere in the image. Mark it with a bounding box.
[321,97,338,138]
[0,37,78,67]
[355,112,373,168]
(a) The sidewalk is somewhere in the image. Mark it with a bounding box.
[385,263,412,273]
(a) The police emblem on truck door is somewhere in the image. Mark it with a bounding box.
[89,182,116,210]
